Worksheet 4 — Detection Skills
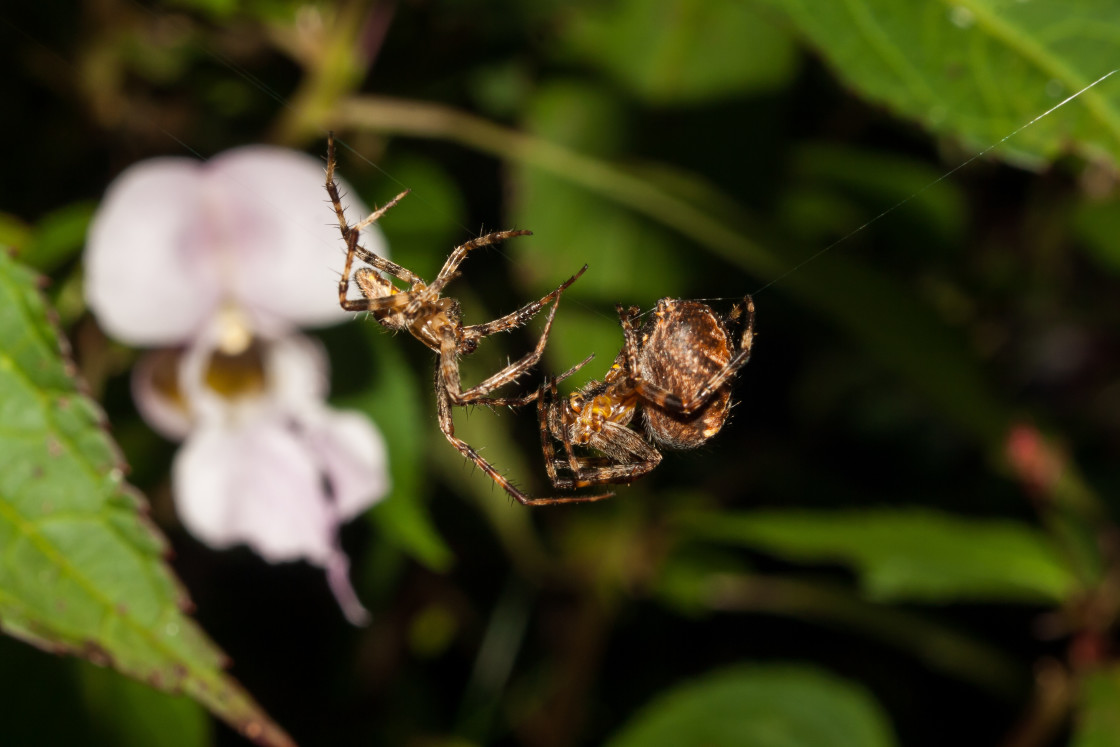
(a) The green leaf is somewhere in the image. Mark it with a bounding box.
[685,508,1077,603]
[1073,664,1120,747]
[17,202,97,273]
[366,154,469,282]
[558,0,798,105]
[785,142,967,250]
[510,82,696,302]
[1072,197,1120,275]
[606,665,897,747]
[0,251,292,746]
[764,0,1120,166]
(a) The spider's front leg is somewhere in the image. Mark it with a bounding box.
[462,264,589,341]
[438,298,561,406]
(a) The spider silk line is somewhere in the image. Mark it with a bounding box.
[747,68,1120,299]
[12,9,1116,322]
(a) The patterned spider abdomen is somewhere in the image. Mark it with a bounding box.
[638,299,733,450]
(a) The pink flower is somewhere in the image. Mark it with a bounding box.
[86,145,390,624]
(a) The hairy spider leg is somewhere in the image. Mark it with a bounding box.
[439,295,562,405]
[463,264,588,341]
[480,353,597,409]
[436,264,590,405]
[338,230,428,314]
[401,229,533,320]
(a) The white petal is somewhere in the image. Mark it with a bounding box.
[266,332,330,405]
[173,416,336,565]
[85,159,221,345]
[303,406,391,521]
[325,550,371,626]
[204,146,389,332]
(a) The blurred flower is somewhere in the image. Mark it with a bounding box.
[86,145,389,624]
[1005,422,1064,498]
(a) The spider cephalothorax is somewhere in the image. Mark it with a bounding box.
[538,297,754,495]
[325,132,610,505]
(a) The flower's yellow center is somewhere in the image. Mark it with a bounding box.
[205,340,267,399]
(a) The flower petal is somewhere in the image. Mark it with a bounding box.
[266,332,330,406]
[325,550,371,626]
[303,407,391,521]
[204,147,389,333]
[174,415,336,565]
[85,159,221,345]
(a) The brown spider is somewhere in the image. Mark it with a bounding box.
[325,133,612,505]
[537,297,754,496]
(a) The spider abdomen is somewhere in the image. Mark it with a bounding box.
[638,300,733,450]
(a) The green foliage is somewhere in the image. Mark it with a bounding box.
[558,0,798,105]
[763,0,1120,166]
[606,665,897,747]
[1,203,94,274]
[0,251,289,745]
[1074,665,1120,747]
[686,508,1077,603]
[509,81,694,304]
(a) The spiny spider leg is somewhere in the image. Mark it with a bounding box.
[440,288,561,405]
[400,229,533,321]
[464,264,588,341]
[434,230,535,285]
[340,270,420,314]
[436,371,614,506]
[452,353,595,409]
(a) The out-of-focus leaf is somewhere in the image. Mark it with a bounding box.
[0,251,292,746]
[12,201,95,273]
[366,154,468,282]
[1073,664,1120,747]
[1072,198,1120,275]
[79,661,210,747]
[0,213,30,254]
[558,0,797,105]
[685,508,1077,603]
[510,82,694,303]
[786,143,967,250]
[764,0,1120,167]
[606,664,897,747]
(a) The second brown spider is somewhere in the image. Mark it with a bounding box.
[325,133,611,506]
[538,297,755,497]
